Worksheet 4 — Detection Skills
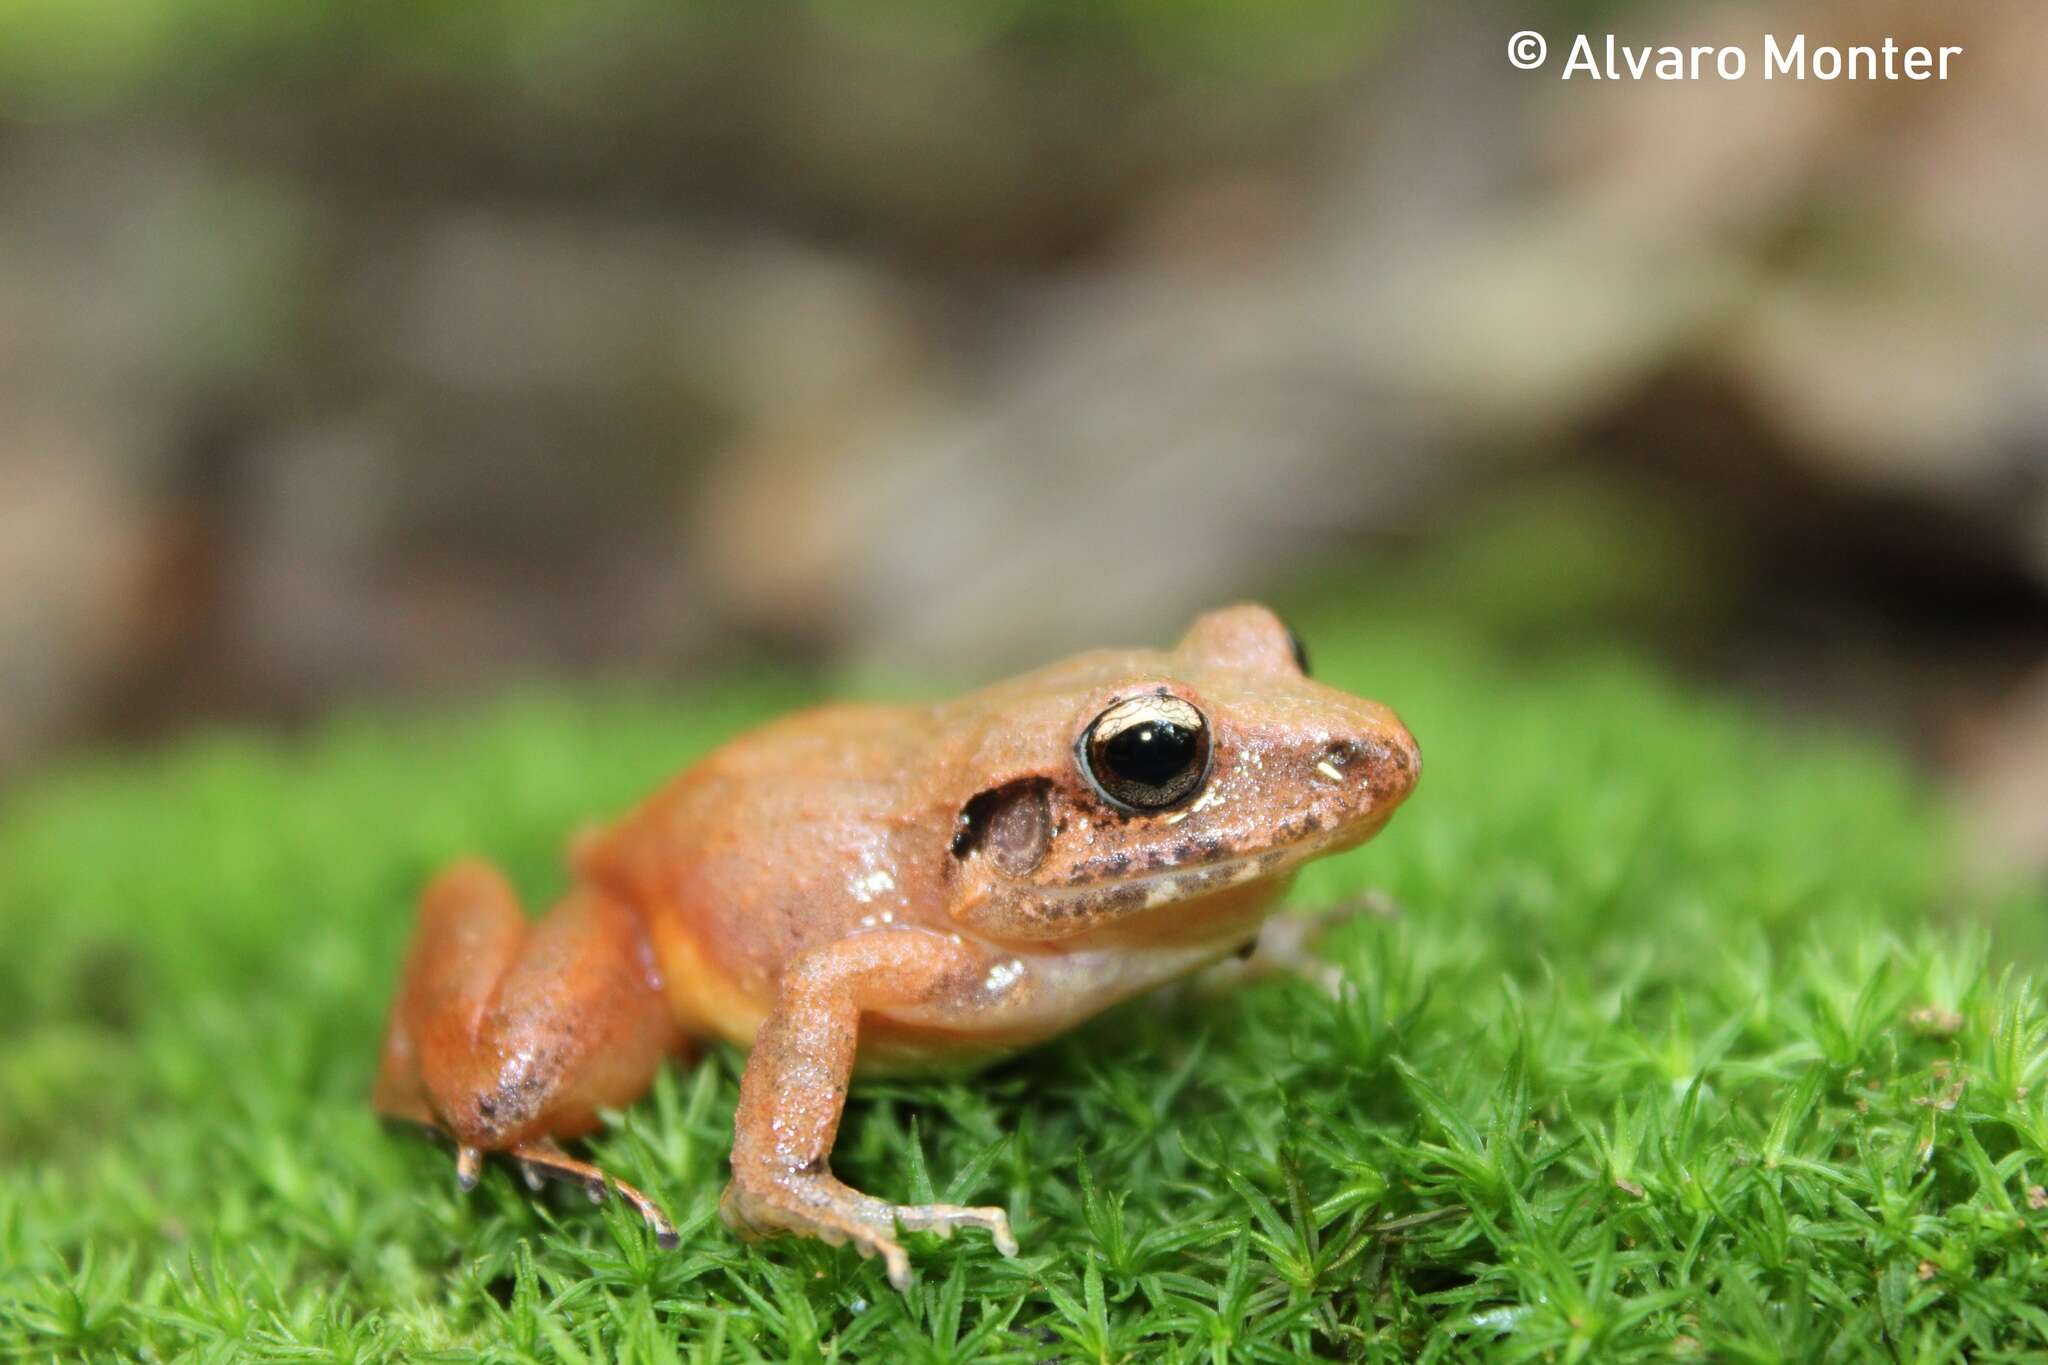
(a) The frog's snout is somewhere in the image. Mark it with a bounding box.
[1298,707,1419,836]
[1356,724,1420,810]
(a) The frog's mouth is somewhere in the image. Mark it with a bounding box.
[961,747,1408,939]
[962,822,1369,940]
[1045,826,1352,912]
[967,843,1304,943]
[1119,847,1287,906]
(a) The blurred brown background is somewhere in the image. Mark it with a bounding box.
[2,0,2043,869]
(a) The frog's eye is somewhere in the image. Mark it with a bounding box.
[1280,618,1310,676]
[1078,695,1211,813]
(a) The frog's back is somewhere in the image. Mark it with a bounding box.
[577,701,950,1044]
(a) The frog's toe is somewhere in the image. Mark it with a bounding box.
[893,1202,1019,1257]
[756,1206,911,1289]
[853,1231,914,1292]
[509,1141,680,1249]
[720,1175,954,1290]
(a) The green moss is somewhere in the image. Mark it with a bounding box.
[2,615,2046,1361]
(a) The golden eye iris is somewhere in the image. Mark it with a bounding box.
[1079,695,1210,812]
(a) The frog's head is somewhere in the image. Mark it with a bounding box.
[941,604,1419,943]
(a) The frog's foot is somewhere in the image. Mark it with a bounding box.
[893,1199,1020,1254]
[720,1171,1015,1292]
[445,1139,679,1246]
[510,1140,680,1249]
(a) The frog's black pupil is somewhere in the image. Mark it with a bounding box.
[1102,721,1197,786]
[1079,697,1211,812]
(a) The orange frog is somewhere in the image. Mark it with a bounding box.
[374,604,1419,1288]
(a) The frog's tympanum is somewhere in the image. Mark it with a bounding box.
[374,605,1419,1288]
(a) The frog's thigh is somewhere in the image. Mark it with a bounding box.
[375,859,679,1151]
[374,859,528,1128]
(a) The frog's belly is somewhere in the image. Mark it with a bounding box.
[860,934,1256,1075]
[853,1023,1049,1077]
[647,879,1277,1073]
[648,921,1232,1074]
[647,912,772,1048]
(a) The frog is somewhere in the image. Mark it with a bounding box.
[373,604,1420,1289]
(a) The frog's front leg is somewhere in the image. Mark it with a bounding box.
[720,929,1019,1290]
[374,859,684,1242]
[1201,894,1403,998]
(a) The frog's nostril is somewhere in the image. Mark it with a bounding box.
[1325,733,1419,802]
[1313,738,1366,784]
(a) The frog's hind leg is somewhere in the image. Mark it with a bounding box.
[374,858,683,1240]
